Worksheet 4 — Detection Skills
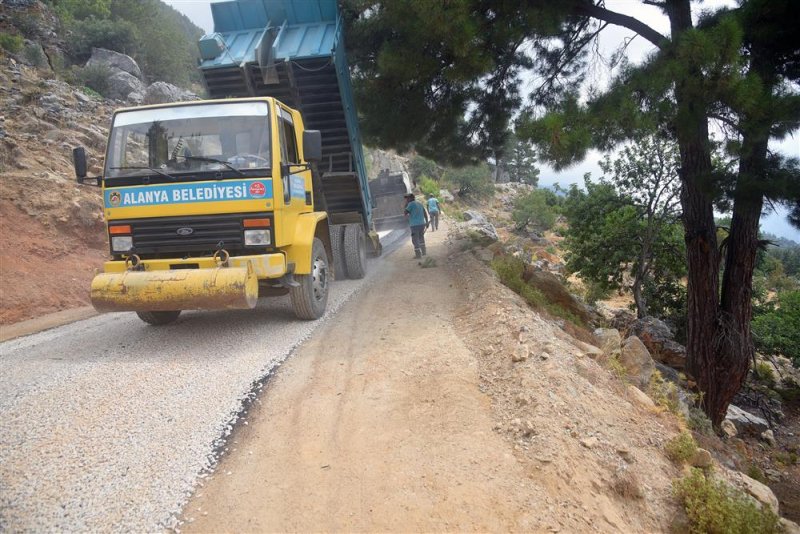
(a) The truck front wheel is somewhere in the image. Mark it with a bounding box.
[136,310,181,325]
[290,237,329,320]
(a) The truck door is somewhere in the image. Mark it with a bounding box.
[275,105,311,246]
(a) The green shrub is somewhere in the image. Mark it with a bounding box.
[80,86,103,99]
[23,44,47,68]
[418,175,439,198]
[419,257,437,268]
[648,370,681,414]
[0,32,23,54]
[746,464,768,484]
[607,354,629,381]
[54,0,111,21]
[686,406,713,436]
[75,65,112,97]
[443,164,494,198]
[491,255,583,327]
[67,17,139,59]
[753,361,777,387]
[665,431,697,464]
[773,451,798,466]
[512,188,557,231]
[409,154,441,180]
[752,290,800,368]
[11,12,41,38]
[673,468,780,534]
[583,279,613,305]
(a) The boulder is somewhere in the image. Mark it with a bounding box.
[594,328,621,357]
[781,518,800,534]
[720,419,737,438]
[439,189,454,202]
[463,210,487,223]
[654,362,681,384]
[726,470,780,514]
[725,405,769,436]
[106,70,146,102]
[87,47,142,79]
[460,210,499,242]
[609,308,637,331]
[629,316,686,369]
[144,81,198,105]
[619,336,656,388]
[760,429,776,447]
[627,385,655,409]
[690,448,713,468]
[574,340,604,359]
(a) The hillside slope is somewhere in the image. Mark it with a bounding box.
[0,59,108,324]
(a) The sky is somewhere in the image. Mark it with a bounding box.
[166,0,799,240]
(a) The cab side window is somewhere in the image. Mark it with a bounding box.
[278,108,299,203]
[281,118,299,164]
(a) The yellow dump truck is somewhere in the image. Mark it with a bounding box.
[73,0,381,324]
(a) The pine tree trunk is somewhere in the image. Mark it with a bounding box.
[667,0,723,424]
[712,62,771,424]
[714,187,762,424]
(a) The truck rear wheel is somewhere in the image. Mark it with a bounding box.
[290,237,329,320]
[329,224,347,280]
[136,310,181,325]
[343,223,367,279]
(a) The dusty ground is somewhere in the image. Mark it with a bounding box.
[181,223,684,533]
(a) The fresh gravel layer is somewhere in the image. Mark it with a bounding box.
[0,249,394,532]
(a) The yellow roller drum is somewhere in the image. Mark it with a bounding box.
[90,264,259,313]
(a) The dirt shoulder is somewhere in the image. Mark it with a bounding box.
[181,222,682,532]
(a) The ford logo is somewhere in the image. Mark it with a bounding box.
[176,227,194,236]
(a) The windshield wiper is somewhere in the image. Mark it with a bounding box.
[110,166,177,181]
[177,155,245,177]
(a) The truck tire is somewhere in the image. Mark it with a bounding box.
[329,224,347,280]
[290,237,329,320]
[343,223,367,279]
[136,310,181,325]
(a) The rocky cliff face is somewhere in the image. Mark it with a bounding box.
[0,1,199,323]
[0,57,111,323]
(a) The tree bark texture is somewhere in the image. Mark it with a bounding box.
[667,0,727,425]
[713,44,775,424]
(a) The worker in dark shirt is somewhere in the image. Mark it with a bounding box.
[404,193,429,258]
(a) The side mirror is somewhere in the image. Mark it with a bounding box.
[303,130,322,163]
[73,147,88,184]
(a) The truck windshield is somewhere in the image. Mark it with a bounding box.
[106,101,271,179]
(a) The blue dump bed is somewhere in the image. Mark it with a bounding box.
[197,0,372,227]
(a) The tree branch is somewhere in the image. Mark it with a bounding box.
[574,2,667,49]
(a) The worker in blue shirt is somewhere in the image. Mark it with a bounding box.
[426,194,442,232]
[404,193,429,259]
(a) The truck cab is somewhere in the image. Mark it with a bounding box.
[74,0,379,324]
[75,97,368,323]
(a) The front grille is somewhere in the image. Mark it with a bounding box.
[117,213,271,257]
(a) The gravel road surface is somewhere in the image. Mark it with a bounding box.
[0,230,405,532]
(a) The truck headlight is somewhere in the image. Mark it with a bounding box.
[111,235,133,252]
[244,229,270,246]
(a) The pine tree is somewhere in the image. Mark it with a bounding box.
[345,0,800,425]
